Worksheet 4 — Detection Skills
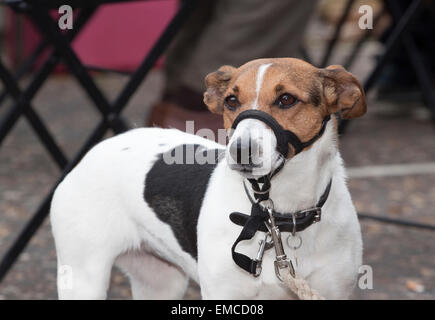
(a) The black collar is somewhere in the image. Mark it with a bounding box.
[231,179,332,233]
[229,179,332,276]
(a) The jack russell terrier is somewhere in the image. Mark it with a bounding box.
[50,58,366,299]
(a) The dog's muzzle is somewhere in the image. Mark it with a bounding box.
[231,110,331,158]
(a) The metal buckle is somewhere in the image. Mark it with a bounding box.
[313,207,322,223]
[296,207,322,223]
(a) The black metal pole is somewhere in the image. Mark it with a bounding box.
[363,0,422,94]
[358,213,435,231]
[111,0,199,113]
[320,0,355,67]
[0,7,97,146]
[388,0,435,121]
[343,6,386,70]
[339,0,422,134]
[0,60,68,168]
[0,0,199,283]
[0,123,107,283]
[0,39,49,108]
[28,6,130,134]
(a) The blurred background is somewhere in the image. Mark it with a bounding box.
[0,0,434,299]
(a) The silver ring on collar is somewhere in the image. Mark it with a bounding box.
[286,234,302,250]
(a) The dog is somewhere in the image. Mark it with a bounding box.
[50,58,366,299]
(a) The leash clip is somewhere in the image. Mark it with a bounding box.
[274,256,295,281]
[264,204,296,280]
[253,232,273,277]
[271,224,295,280]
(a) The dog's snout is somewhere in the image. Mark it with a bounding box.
[229,137,258,165]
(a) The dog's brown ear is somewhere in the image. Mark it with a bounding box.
[203,65,236,114]
[322,65,367,119]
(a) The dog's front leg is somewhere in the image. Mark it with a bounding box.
[197,231,265,300]
[198,263,259,299]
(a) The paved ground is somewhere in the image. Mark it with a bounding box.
[0,15,434,300]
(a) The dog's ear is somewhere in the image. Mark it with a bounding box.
[204,65,236,114]
[322,65,367,119]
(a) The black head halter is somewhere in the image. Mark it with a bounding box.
[231,109,331,158]
[231,109,332,201]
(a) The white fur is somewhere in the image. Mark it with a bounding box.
[50,122,362,300]
[227,118,278,177]
[253,63,272,109]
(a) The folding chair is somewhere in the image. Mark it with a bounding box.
[0,0,199,282]
[317,0,435,231]
[319,0,435,132]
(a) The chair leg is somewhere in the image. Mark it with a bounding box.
[28,7,130,134]
[0,39,48,108]
[339,0,423,134]
[388,0,435,121]
[320,0,356,67]
[0,60,68,168]
[0,8,98,147]
[0,0,200,284]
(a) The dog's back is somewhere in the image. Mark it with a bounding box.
[50,128,222,299]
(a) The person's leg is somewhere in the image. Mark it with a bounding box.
[148,0,318,132]
[172,0,317,93]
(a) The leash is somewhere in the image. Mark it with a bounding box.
[229,109,333,299]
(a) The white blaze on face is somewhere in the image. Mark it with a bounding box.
[226,62,280,177]
[253,63,272,110]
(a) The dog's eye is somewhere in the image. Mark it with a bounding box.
[224,95,240,110]
[277,93,297,109]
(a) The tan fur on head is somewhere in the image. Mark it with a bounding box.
[203,58,366,156]
[322,65,367,119]
[203,65,236,115]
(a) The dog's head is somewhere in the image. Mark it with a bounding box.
[204,58,366,178]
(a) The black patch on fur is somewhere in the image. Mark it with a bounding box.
[309,85,321,107]
[144,144,224,259]
[275,84,284,93]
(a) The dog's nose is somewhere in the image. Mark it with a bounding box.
[229,137,258,165]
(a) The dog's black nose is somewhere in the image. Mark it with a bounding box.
[229,137,258,165]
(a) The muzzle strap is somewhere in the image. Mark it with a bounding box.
[231,110,331,157]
